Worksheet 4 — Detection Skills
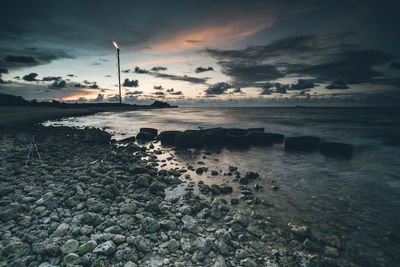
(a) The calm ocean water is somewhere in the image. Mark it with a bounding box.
[46,107,400,265]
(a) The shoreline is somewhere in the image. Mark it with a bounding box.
[0,105,176,129]
[0,124,349,266]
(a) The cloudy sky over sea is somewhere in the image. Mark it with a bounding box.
[0,0,399,105]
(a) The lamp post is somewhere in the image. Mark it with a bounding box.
[113,41,122,104]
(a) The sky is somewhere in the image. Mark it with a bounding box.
[0,0,399,106]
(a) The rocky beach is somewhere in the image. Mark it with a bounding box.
[0,121,351,267]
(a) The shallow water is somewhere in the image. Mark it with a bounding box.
[45,107,400,265]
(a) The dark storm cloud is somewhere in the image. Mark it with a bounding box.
[276,83,289,94]
[122,69,131,73]
[42,76,62,82]
[288,79,316,90]
[154,85,164,90]
[389,62,400,70]
[23,73,39,82]
[195,66,214,73]
[260,84,274,95]
[166,88,174,93]
[153,91,165,96]
[218,62,283,87]
[151,66,167,71]
[135,66,208,84]
[89,83,99,89]
[205,33,399,88]
[123,79,139,87]
[67,74,75,77]
[205,82,232,95]
[4,55,37,64]
[0,68,8,74]
[326,80,349,90]
[49,80,67,89]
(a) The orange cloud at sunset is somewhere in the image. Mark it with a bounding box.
[146,15,277,52]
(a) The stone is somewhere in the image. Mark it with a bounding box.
[194,237,213,254]
[196,167,204,174]
[32,240,59,256]
[167,239,180,252]
[230,198,239,205]
[142,217,160,232]
[115,248,138,262]
[93,241,116,255]
[179,205,192,215]
[120,203,137,214]
[210,184,221,195]
[247,225,264,237]
[180,238,193,252]
[213,256,227,267]
[150,181,166,194]
[324,246,339,257]
[219,184,233,194]
[245,172,259,180]
[215,229,231,243]
[80,225,94,236]
[82,212,104,226]
[218,242,230,256]
[235,248,249,260]
[132,235,151,253]
[135,174,151,187]
[240,258,258,267]
[63,253,80,265]
[182,215,203,234]
[160,219,177,230]
[51,223,70,237]
[0,203,23,222]
[60,239,79,254]
[233,213,248,227]
[78,240,97,255]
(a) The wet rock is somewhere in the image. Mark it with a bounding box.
[179,205,192,215]
[230,198,239,205]
[63,253,79,265]
[211,170,219,176]
[213,256,227,267]
[199,184,211,195]
[210,184,221,195]
[93,241,116,255]
[239,177,249,184]
[180,238,193,252]
[240,258,258,267]
[215,228,232,243]
[194,237,213,254]
[0,203,23,222]
[120,203,137,214]
[136,130,156,142]
[233,213,248,227]
[82,212,104,226]
[150,181,166,194]
[160,219,177,230]
[32,240,59,256]
[131,235,151,253]
[174,130,202,148]
[288,222,311,239]
[245,172,259,180]
[247,225,264,237]
[60,239,79,254]
[115,248,138,262]
[78,240,97,255]
[196,167,204,174]
[51,222,70,237]
[135,174,151,187]
[218,242,231,256]
[142,217,160,233]
[167,239,180,252]
[219,184,233,194]
[182,215,203,234]
[83,128,111,144]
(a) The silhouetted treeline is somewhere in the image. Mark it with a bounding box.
[0,93,174,108]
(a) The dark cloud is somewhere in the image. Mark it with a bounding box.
[154,85,164,90]
[122,69,131,73]
[0,68,8,74]
[389,62,400,70]
[289,79,316,90]
[123,78,139,87]
[218,62,282,87]
[67,74,75,77]
[153,91,165,96]
[23,73,39,82]
[4,55,38,64]
[134,66,149,74]
[151,66,167,71]
[74,83,85,88]
[105,74,112,77]
[205,33,398,88]
[49,80,67,89]
[326,80,349,90]
[91,62,102,66]
[166,88,174,93]
[126,90,143,95]
[134,66,208,84]
[195,66,214,73]
[260,84,274,95]
[276,83,289,94]
[205,82,232,95]
[42,76,61,82]
[89,83,99,89]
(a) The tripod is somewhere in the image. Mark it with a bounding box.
[25,135,43,167]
